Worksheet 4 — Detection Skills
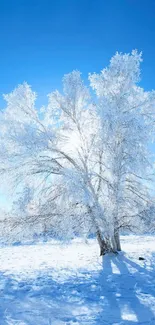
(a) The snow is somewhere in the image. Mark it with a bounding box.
[0,236,155,324]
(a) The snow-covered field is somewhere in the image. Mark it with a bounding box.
[0,236,155,325]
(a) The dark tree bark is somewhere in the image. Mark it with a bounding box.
[96,230,114,256]
[114,230,121,251]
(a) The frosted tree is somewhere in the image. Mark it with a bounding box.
[0,50,154,254]
[89,50,155,251]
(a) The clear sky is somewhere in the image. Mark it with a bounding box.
[0,0,155,106]
[0,0,155,209]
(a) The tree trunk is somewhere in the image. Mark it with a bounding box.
[96,230,106,255]
[96,230,114,256]
[114,230,121,251]
[111,235,117,252]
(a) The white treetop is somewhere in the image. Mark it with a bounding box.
[0,50,155,252]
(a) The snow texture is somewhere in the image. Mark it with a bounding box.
[0,235,155,324]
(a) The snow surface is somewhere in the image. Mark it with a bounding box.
[0,235,155,324]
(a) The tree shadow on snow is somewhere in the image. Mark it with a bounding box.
[97,252,155,324]
[0,254,155,324]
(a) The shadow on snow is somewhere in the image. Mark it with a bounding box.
[0,253,155,324]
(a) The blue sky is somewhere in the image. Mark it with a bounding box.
[0,0,155,107]
[0,0,155,209]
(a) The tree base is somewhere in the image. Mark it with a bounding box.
[100,249,118,256]
[97,230,120,256]
[99,240,118,256]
